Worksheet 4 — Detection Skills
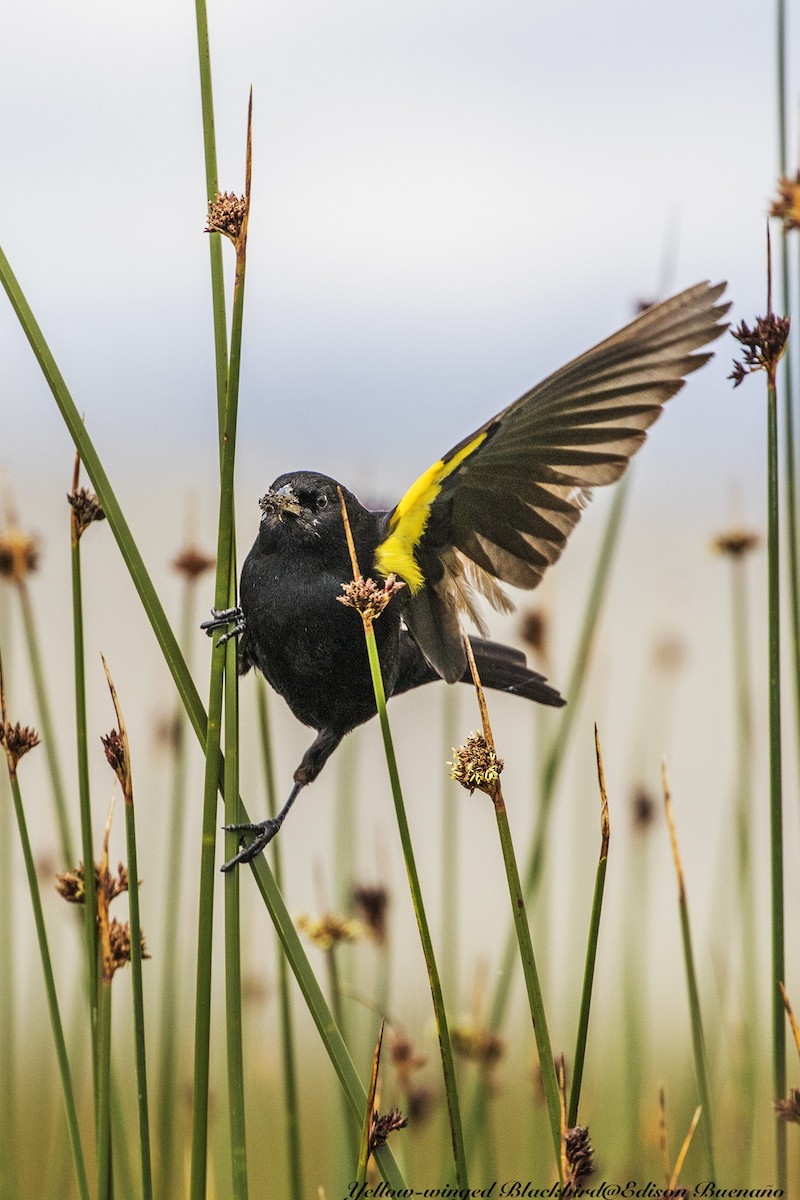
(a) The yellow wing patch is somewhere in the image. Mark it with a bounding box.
[375,431,488,592]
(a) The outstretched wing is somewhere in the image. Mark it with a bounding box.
[374,280,729,681]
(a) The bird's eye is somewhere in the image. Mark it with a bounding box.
[316,493,329,510]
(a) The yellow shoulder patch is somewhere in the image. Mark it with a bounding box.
[374,431,488,592]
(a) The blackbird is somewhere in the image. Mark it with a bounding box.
[203,281,729,870]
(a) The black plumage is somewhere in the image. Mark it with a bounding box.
[203,281,729,870]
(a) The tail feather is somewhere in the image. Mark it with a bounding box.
[393,631,564,708]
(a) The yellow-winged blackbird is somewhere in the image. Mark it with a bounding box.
[203,281,728,870]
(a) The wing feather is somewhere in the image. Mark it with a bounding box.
[376,280,729,679]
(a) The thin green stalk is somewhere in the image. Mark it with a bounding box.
[775,0,800,793]
[363,623,468,1189]
[462,637,561,1173]
[0,242,407,1193]
[495,472,630,1029]
[195,97,252,1200]
[122,754,153,1196]
[767,370,786,1186]
[663,762,716,1179]
[103,661,153,1200]
[3,756,90,1200]
[17,579,75,864]
[156,576,197,1196]
[466,474,630,1145]
[440,686,460,1004]
[0,597,16,1200]
[256,678,303,1200]
[730,551,758,1138]
[97,978,113,1200]
[328,944,359,1166]
[225,605,248,1200]
[568,727,610,1128]
[70,461,99,1119]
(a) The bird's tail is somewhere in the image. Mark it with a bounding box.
[464,638,564,708]
[394,632,564,708]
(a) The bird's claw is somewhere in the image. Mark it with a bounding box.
[201,607,246,647]
[220,818,282,872]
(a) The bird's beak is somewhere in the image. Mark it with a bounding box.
[259,485,302,521]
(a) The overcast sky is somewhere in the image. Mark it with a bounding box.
[1,0,792,512]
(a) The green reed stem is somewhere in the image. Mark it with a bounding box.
[568,728,610,1128]
[16,579,75,865]
[256,678,304,1200]
[440,686,460,1004]
[362,621,468,1190]
[225,596,249,1200]
[122,759,153,1199]
[767,370,786,1187]
[0,600,16,1200]
[729,553,758,1134]
[97,977,113,1200]
[70,489,99,1120]
[465,475,630,1147]
[775,0,800,809]
[156,577,196,1196]
[0,241,407,1194]
[663,763,715,1178]
[5,760,91,1200]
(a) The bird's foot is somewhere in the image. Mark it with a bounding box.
[220,817,282,872]
[200,607,246,647]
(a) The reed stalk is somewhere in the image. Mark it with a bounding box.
[69,453,100,1121]
[568,725,610,1128]
[256,678,304,1200]
[337,489,468,1189]
[0,660,90,1200]
[0,241,408,1192]
[662,760,716,1178]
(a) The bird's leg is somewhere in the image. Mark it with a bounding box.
[200,606,246,647]
[220,727,342,872]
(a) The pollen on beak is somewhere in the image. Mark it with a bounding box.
[259,486,302,520]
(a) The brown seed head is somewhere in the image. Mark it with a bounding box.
[108,918,150,973]
[406,1085,436,1124]
[0,526,39,582]
[101,729,127,784]
[518,607,548,663]
[451,1022,505,1067]
[172,545,215,581]
[0,720,40,769]
[449,732,504,796]
[352,883,390,946]
[205,192,247,243]
[631,785,657,833]
[67,487,105,539]
[565,1124,595,1183]
[56,865,87,904]
[295,911,366,950]
[711,527,762,559]
[770,172,800,231]
[390,1032,427,1084]
[338,574,405,622]
[730,313,790,388]
[775,1088,800,1123]
[369,1107,408,1152]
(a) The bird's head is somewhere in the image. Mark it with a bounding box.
[257,471,368,551]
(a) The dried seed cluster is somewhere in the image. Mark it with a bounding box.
[172,545,215,580]
[205,192,247,243]
[295,911,365,950]
[711,528,762,559]
[352,883,390,946]
[770,173,800,231]
[338,574,405,621]
[451,1022,505,1067]
[565,1124,595,1183]
[730,313,791,388]
[449,732,504,795]
[775,1088,800,1123]
[0,527,39,582]
[368,1107,407,1152]
[67,487,105,539]
[0,720,40,770]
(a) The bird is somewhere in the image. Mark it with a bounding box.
[203,280,729,871]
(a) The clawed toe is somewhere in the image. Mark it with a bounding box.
[220,819,281,872]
